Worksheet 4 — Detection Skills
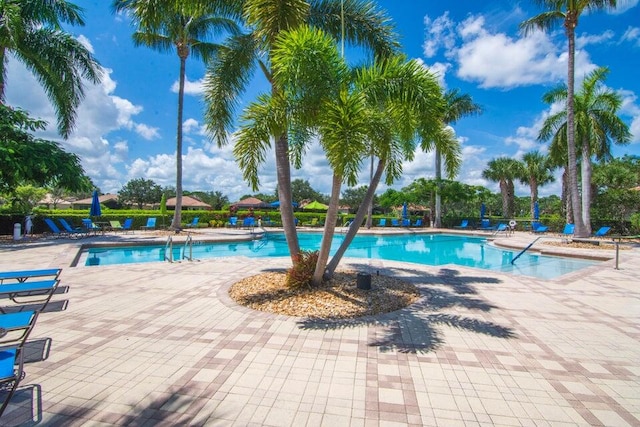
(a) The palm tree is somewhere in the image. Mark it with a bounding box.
[482,157,522,218]
[539,66,630,233]
[432,89,481,228]
[113,0,240,230]
[203,0,399,264]
[520,0,618,237]
[0,0,102,138]
[519,150,556,218]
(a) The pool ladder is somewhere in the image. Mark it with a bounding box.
[164,234,195,263]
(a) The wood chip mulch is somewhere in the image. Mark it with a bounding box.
[228,271,421,319]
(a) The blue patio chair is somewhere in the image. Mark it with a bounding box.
[58,218,89,237]
[0,310,39,416]
[477,219,493,230]
[242,217,255,230]
[377,218,387,227]
[531,222,549,233]
[82,218,102,235]
[492,223,509,236]
[391,219,400,227]
[0,268,61,284]
[122,218,133,234]
[44,218,64,238]
[412,219,423,227]
[454,219,469,229]
[185,217,199,228]
[402,218,410,227]
[227,216,238,228]
[141,217,157,231]
[593,226,611,237]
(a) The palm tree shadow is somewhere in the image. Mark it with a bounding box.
[297,265,516,353]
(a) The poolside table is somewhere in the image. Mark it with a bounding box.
[0,268,61,284]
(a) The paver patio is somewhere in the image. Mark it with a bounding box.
[0,229,638,426]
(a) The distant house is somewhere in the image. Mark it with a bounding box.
[166,195,212,211]
[231,197,270,209]
[72,193,120,210]
[38,194,74,210]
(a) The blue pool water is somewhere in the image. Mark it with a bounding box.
[82,233,598,279]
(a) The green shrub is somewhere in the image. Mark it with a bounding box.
[286,250,319,288]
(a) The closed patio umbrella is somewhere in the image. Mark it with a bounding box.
[90,190,102,217]
[533,201,540,220]
[480,203,486,219]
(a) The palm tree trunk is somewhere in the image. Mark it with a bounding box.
[171,55,186,230]
[580,137,592,234]
[565,22,587,237]
[435,148,442,228]
[0,48,6,101]
[312,173,342,285]
[326,158,385,278]
[530,179,538,218]
[500,180,509,218]
[365,154,374,229]
[275,133,300,261]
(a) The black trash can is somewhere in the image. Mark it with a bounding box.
[356,272,371,290]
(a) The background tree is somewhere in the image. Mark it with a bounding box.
[521,0,619,237]
[118,178,162,209]
[113,0,240,229]
[432,89,481,227]
[0,105,92,194]
[11,185,47,214]
[340,186,372,214]
[482,157,522,218]
[519,150,556,218]
[0,0,102,137]
[539,66,630,232]
[288,179,326,204]
[186,190,230,210]
[204,0,399,266]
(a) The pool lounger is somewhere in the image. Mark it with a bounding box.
[0,268,61,284]
[0,280,60,313]
[0,310,39,347]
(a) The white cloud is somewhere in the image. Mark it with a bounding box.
[423,12,456,58]
[621,26,640,46]
[607,0,639,14]
[171,77,204,95]
[619,89,640,143]
[134,123,160,140]
[576,30,615,49]
[423,12,599,89]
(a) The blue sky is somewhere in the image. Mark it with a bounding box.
[6,0,640,202]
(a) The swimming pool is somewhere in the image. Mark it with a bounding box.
[80,233,599,280]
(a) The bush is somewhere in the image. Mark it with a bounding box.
[286,250,319,288]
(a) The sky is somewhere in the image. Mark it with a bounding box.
[6,0,640,202]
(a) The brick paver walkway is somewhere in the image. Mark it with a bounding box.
[0,230,638,426]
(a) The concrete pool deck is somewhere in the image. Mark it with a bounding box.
[0,228,638,426]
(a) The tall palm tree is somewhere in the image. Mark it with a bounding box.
[203,0,399,264]
[236,26,448,284]
[520,0,618,237]
[113,0,240,229]
[539,66,630,233]
[432,89,481,228]
[519,150,556,218]
[0,0,102,138]
[482,157,522,218]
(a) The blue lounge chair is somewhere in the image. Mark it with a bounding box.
[561,223,575,236]
[0,268,61,284]
[185,217,199,228]
[493,223,509,235]
[402,218,410,227]
[477,219,493,230]
[593,226,611,237]
[0,310,39,416]
[141,217,157,231]
[227,216,238,228]
[0,280,60,313]
[412,219,423,227]
[454,219,469,229]
[377,218,387,227]
[82,218,102,235]
[58,218,89,237]
[531,222,548,233]
[242,217,255,230]
[122,218,134,233]
[391,219,400,227]
[44,218,64,238]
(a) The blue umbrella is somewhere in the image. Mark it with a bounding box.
[402,202,408,219]
[90,190,102,217]
[480,203,486,219]
[533,201,540,220]
[270,201,298,208]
